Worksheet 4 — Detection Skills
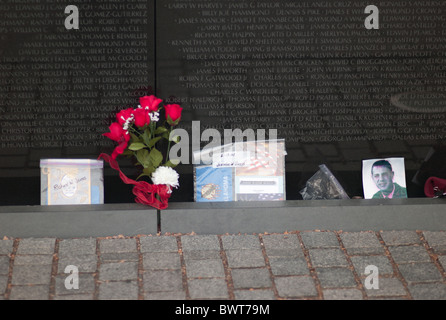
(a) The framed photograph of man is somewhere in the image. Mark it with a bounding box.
[362,157,408,199]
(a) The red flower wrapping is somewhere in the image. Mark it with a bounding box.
[98,153,171,210]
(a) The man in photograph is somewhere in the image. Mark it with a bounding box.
[371,160,407,199]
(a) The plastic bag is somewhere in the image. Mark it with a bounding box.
[300,164,350,200]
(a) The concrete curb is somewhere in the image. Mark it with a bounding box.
[162,198,446,234]
[0,204,157,238]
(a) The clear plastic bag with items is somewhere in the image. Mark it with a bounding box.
[300,164,350,200]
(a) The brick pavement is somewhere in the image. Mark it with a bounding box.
[1,230,446,300]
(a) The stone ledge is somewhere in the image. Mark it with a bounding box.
[0,204,157,238]
[0,198,445,238]
[162,198,446,234]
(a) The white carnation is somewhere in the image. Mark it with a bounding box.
[152,166,179,191]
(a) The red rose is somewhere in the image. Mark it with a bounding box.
[116,108,134,126]
[133,108,150,128]
[140,95,162,112]
[103,122,130,159]
[164,104,182,125]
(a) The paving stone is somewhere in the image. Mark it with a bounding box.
[221,235,261,250]
[422,231,446,247]
[9,285,49,300]
[422,231,446,255]
[100,252,139,263]
[362,277,406,297]
[339,232,381,249]
[58,238,96,256]
[430,246,446,255]
[14,255,53,266]
[98,280,139,300]
[54,273,95,295]
[231,268,271,289]
[53,293,93,300]
[140,236,178,253]
[58,254,97,273]
[262,234,300,251]
[234,289,275,300]
[409,283,446,300]
[380,231,421,246]
[323,289,363,300]
[316,267,357,288]
[145,291,186,300]
[388,245,431,263]
[350,255,394,276]
[183,250,221,261]
[300,231,340,248]
[0,275,7,292]
[99,238,137,253]
[226,250,265,268]
[438,256,446,270]
[16,238,55,255]
[186,259,225,278]
[99,262,138,281]
[345,246,386,256]
[181,235,220,251]
[143,270,183,292]
[309,248,348,267]
[265,248,304,258]
[143,252,181,270]
[0,256,10,274]
[398,263,443,282]
[268,257,310,276]
[188,278,228,299]
[0,240,13,255]
[275,276,317,298]
[11,265,52,285]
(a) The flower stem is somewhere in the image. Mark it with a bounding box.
[166,126,173,162]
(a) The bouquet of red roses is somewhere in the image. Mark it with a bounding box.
[99,95,182,209]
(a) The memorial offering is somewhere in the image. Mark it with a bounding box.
[362,157,407,199]
[99,95,182,209]
[40,159,104,205]
[300,164,349,200]
[194,140,286,202]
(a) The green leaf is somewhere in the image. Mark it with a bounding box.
[135,149,150,168]
[169,135,181,143]
[165,159,180,168]
[142,129,151,146]
[166,115,180,126]
[128,142,146,151]
[155,126,168,135]
[129,132,140,142]
[121,149,133,156]
[148,136,162,148]
[136,166,155,180]
[149,148,163,168]
[143,166,155,175]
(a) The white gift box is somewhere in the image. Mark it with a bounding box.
[40,159,104,205]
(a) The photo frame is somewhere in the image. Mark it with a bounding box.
[362,157,407,199]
